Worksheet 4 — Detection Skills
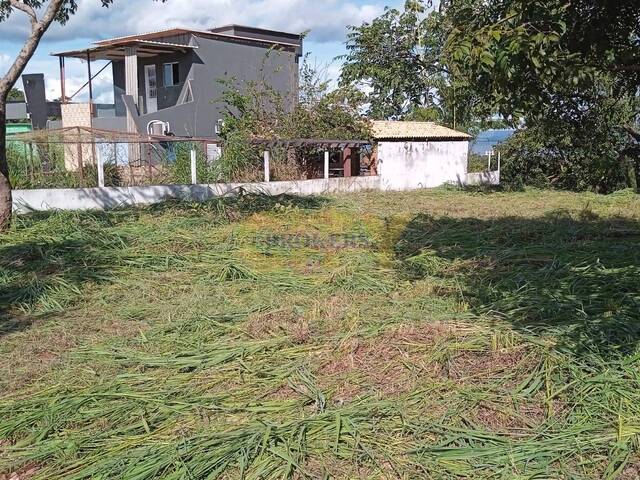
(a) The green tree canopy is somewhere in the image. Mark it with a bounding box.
[339,0,493,130]
[7,88,24,101]
[442,0,640,121]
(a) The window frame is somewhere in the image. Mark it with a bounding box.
[163,62,180,87]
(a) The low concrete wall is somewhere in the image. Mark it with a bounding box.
[463,170,501,186]
[12,176,381,214]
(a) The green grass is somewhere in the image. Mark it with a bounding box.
[1,188,639,479]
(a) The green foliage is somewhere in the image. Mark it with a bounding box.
[339,1,485,130]
[215,58,371,182]
[340,1,438,120]
[440,0,640,190]
[7,88,23,102]
[7,143,76,189]
[500,97,638,193]
[167,142,217,185]
[442,0,640,122]
[214,129,262,183]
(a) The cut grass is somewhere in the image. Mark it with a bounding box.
[0,188,639,479]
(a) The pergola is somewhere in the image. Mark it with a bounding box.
[52,40,196,105]
[250,138,372,180]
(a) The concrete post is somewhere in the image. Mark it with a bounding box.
[324,150,330,179]
[190,149,197,185]
[97,151,105,188]
[264,151,270,182]
[497,151,501,172]
[124,47,139,127]
[125,47,140,164]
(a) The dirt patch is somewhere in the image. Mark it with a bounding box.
[619,459,640,480]
[246,308,311,344]
[262,383,303,402]
[448,347,530,383]
[470,392,568,434]
[471,401,542,433]
[0,463,40,480]
[318,323,461,401]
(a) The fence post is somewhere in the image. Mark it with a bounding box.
[264,150,270,182]
[97,150,105,188]
[190,149,197,185]
[497,151,501,172]
[324,150,330,179]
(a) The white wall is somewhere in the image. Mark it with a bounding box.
[464,170,501,186]
[12,176,381,214]
[377,140,469,191]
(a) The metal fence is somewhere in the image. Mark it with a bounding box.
[7,127,376,190]
[7,127,220,189]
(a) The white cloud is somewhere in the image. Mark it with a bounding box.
[1,0,386,43]
[2,0,396,100]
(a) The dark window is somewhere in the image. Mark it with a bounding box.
[163,63,180,86]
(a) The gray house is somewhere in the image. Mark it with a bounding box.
[52,25,303,138]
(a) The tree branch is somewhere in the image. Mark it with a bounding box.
[9,0,38,26]
[0,0,65,101]
[621,125,640,143]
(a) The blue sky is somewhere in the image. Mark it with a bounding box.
[0,0,402,102]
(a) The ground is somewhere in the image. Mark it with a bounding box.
[1,187,639,479]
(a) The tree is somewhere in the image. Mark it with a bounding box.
[441,0,640,122]
[442,0,640,191]
[0,0,166,232]
[500,96,639,193]
[7,88,24,101]
[339,0,487,130]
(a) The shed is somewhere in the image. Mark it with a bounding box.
[372,121,472,191]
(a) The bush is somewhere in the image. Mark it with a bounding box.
[499,100,638,193]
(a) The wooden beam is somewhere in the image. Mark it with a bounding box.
[86,50,93,104]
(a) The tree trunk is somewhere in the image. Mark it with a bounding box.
[0,104,11,231]
[0,0,67,231]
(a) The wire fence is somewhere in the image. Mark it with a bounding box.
[7,127,220,189]
[7,127,377,190]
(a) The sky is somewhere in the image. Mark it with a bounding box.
[0,0,402,103]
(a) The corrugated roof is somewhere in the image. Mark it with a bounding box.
[372,121,472,140]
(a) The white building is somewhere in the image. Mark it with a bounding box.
[372,121,472,191]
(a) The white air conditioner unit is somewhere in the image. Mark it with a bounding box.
[214,119,224,135]
[147,120,170,136]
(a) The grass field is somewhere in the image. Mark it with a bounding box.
[1,188,640,479]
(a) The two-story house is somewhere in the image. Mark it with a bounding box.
[52,24,303,139]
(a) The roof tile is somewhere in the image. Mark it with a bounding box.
[372,121,472,140]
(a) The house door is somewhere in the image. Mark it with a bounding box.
[144,64,158,113]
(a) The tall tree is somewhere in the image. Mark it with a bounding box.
[442,0,640,190]
[442,0,640,122]
[339,0,485,129]
[0,0,165,231]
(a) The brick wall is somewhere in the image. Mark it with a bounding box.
[61,103,95,170]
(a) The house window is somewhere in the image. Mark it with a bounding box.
[163,62,180,86]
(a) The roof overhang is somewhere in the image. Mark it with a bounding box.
[371,121,473,142]
[250,138,371,149]
[376,136,472,142]
[52,39,197,61]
